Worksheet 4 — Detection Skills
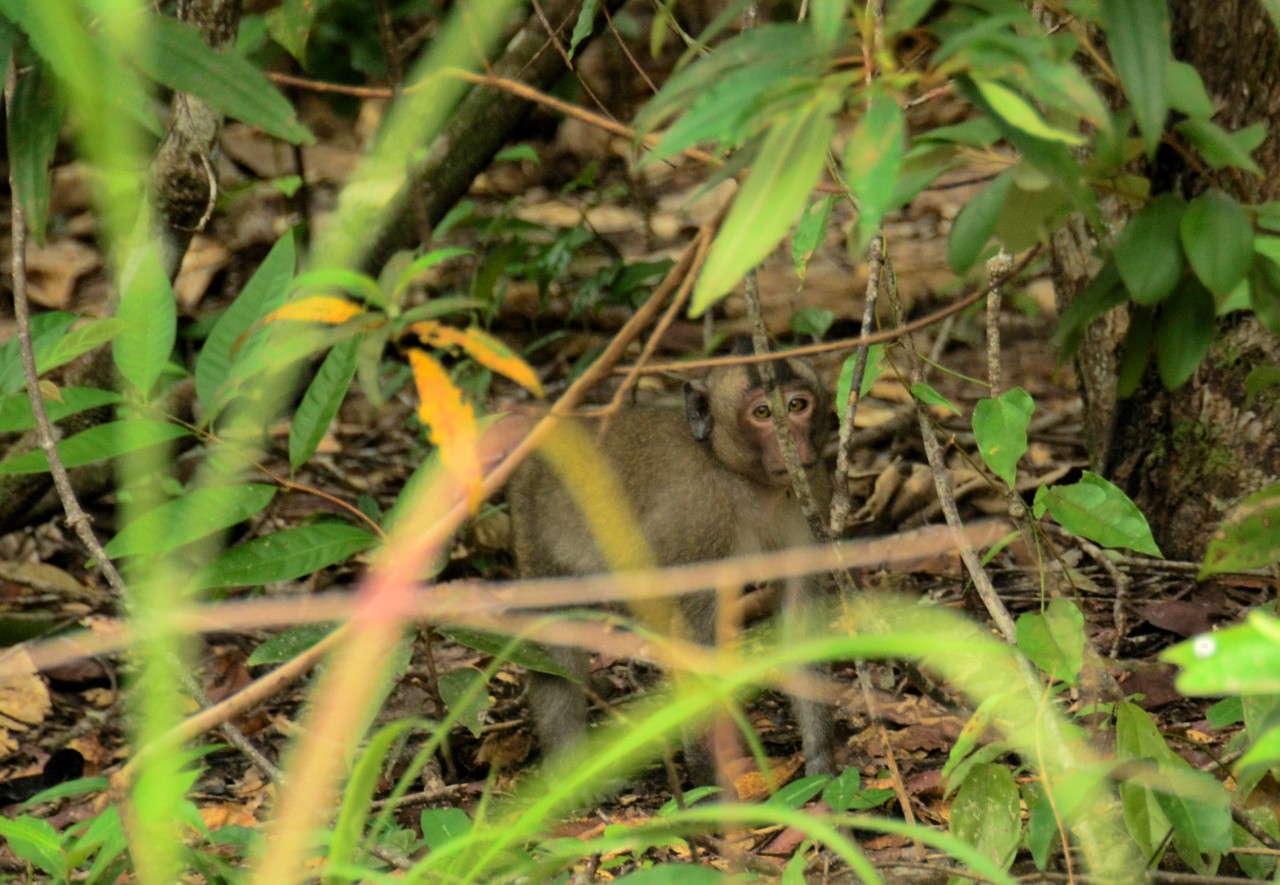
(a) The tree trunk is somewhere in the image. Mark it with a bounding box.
[1052,0,1280,561]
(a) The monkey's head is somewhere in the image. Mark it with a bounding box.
[684,353,829,488]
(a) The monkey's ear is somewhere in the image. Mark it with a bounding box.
[684,381,713,441]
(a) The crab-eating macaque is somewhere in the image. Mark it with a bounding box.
[507,349,837,784]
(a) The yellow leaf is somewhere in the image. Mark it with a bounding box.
[264,296,365,325]
[408,350,482,509]
[409,321,544,396]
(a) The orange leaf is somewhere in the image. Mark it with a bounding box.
[408,349,482,509]
[409,321,544,396]
[264,296,364,325]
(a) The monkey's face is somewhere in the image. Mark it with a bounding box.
[736,382,823,487]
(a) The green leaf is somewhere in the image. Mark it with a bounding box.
[1114,193,1186,305]
[0,387,121,433]
[1153,769,1232,870]
[1052,258,1128,359]
[331,719,426,871]
[0,816,66,879]
[1175,118,1263,176]
[247,624,336,665]
[1180,189,1254,294]
[1102,0,1170,156]
[567,0,600,58]
[1033,470,1162,557]
[39,318,126,376]
[973,386,1034,488]
[290,267,384,307]
[973,79,1084,145]
[822,767,862,813]
[949,763,1021,871]
[195,232,296,417]
[1200,484,1280,574]
[947,169,1013,272]
[789,307,834,339]
[1116,305,1154,399]
[1167,61,1214,118]
[7,56,63,243]
[1163,610,1280,695]
[389,247,473,307]
[910,382,960,415]
[140,14,312,144]
[438,627,578,680]
[836,345,885,425]
[692,92,838,315]
[197,522,376,590]
[1155,276,1215,389]
[845,90,906,249]
[113,247,177,398]
[0,419,190,474]
[1015,598,1085,686]
[104,484,277,558]
[792,196,834,275]
[420,807,474,851]
[766,775,828,809]
[809,0,847,52]
[1248,253,1280,335]
[438,669,492,738]
[289,336,360,469]
[265,0,313,64]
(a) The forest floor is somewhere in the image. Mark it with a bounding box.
[0,87,1269,880]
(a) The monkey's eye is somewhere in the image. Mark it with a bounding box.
[788,396,809,413]
[752,403,771,420]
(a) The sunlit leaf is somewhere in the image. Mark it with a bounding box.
[265,296,365,325]
[104,484,277,558]
[408,350,482,509]
[692,92,838,315]
[973,79,1084,145]
[410,321,544,396]
[1016,598,1085,686]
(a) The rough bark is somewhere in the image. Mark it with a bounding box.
[1053,0,1280,561]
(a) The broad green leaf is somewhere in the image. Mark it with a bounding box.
[1236,724,1280,773]
[420,807,474,852]
[1153,769,1232,871]
[1163,610,1280,695]
[438,669,491,738]
[113,247,176,398]
[197,522,376,590]
[1167,61,1213,119]
[1114,193,1186,305]
[1053,258,1127,360]
[104,484,277,558]
[247,624,336,665]
[1234,806,1280,880]
[1015,598,1085,686]
[0,816,66,879]
[389,247,473,308]
[0,312,76,395]
[1175,118,1263,176]
[567,0,601,58]
[910,382,960,415]
[265,0,313,64]
[766,775,828,809]
[821,768,862,813]
[290,267,384,308]
[1033,470,1162,557]
[792,196,834,275]
[836,345,885,419]
[884,0,937,34]
[809,0,847,52]
[947,169,1013,272]
[195,231,296,416]
[289,336,360,469]
[973,386,1034,488]
[789,307,833,339]
[7,56,63,243]
[0,387,121,433]
[139,14,312,144]
[1102,0,1170,156]
[973,79,1083,145]
[1155,276,1215,389]
[949,763,1021,871]
[438,627,577,680]
[1248,254,1280,335]
[1116,305,1154,399]
[0,419,189,474]
[845,91,906,249]
[1180,189,1254,294]
[1200,483,1280,574]
[39,318,126,376]
[692,93,838,315]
